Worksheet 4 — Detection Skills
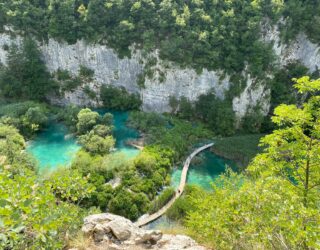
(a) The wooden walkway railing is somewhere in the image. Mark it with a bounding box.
[135,143,214,227]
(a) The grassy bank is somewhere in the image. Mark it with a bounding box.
[212,134,264,168]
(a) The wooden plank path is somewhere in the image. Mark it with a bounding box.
[135,143,214,227]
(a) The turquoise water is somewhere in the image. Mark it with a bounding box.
[146,150,236,230]
[27,123,80,171]
[171,151,236,191]
[28,111,140,170]
[97,110,140,159]
[27,109,234,191]
[143,215,180,231]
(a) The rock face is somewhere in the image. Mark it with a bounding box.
[262,23,320,72]
[74,213,206,250]
[0,32,256,120]
[0,23,319,119]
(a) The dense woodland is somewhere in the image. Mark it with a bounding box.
[0,0,319,78]
[0,0,320,249]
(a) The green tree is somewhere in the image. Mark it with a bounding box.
[185,76,320,249]
[0,124,25,164]
[78,132,115,155]
[100,85,141,110]
[76,108,100,134]
[0,38,57,100]
[186,171,319,249]
[108,190,139,220]
[250,77,320,208]
[0,161,88,249]
[47,168,95,205]
[178,97,194,120]
[21,107,48,133]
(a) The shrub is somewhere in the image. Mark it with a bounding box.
[79,65,94,80]
[100,85,141,110]
[149,187,175,214]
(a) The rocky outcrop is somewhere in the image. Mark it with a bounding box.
[73,213,206,250]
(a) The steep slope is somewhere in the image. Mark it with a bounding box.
[0,23,319,119]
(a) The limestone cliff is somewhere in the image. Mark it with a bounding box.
[0,24,319,119]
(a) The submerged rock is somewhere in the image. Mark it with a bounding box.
[73,213,207,250]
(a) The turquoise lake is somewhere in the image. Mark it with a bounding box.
[27,110,236,229]
[27,110,235,191]
[27,111,140,170]
[171,150,236,190]
[27,123,80,171]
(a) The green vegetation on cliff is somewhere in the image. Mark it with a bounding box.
[0,38,57,101]
[1,1,319,79]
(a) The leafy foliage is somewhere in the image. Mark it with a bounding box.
[76,108,100,135]
[0,126,93,249]
[212,134,264,168]
[0,124,26,164]
[149,187,175,214]
[78,132,115,155]
[0,102,49,138]
[128,111,213,160]
[100,85,141,110]
[186,171,319,249]
[0,0,293,79]
[182,77,320,249]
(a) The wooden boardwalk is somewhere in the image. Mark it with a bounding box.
[135,143,214,227]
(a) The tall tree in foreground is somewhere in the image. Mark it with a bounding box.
[186,76,320,249]
[250,76,320,208]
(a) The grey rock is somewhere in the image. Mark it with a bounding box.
[108,243,123,250]
[107,219,132,241]
[134,230,162,244]
[156,235,206,250]
[78,213,207,250]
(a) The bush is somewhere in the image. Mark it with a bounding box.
[149,187,175,214]
[100,85,141,110]
[79,65,94,80]
[166,185,198,221]
[76,108,100,134]
[78,132,115,155]
[195,92,236,136]
[0,102,49,137]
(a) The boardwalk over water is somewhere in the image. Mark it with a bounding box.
[135,143,214,227]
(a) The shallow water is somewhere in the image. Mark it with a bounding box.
[171,151,235,191]
[106,110,140,158]
[27,123,80,171]
[28,111,140,169]
[146,151,236,230]
[143,215,181,231]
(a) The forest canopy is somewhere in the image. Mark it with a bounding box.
[0,1,319,78]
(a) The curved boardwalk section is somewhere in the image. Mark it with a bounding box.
[135,143,214,227]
